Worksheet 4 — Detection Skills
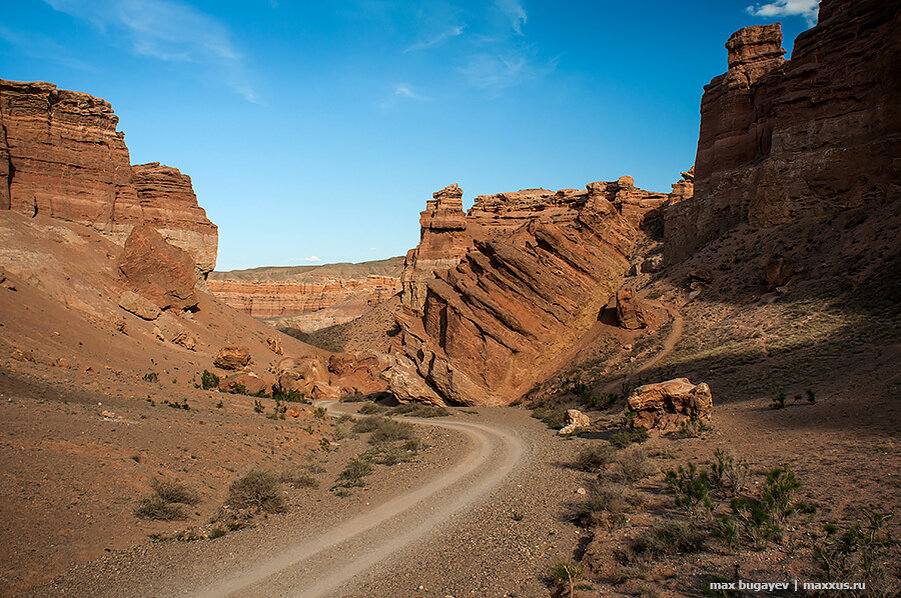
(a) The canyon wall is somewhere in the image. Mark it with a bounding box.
[208,258,403,328]
[665,0,901,263]
[390,177,680,405]
[0,79,218,274]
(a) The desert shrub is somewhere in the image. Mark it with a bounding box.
[351,416,415,443]
[664,462,713,516]
[134,477,198,521]
[569,481,641,526]
[610,427,649,448]
[142,372,159,383]
[612,446,655,482]
[271,386,307,403]
[335,458,373,488]
[574,443,616,472]
[728,497,780,549]
[678,418,711,438]
[771,388,787,409]
[201,370,219,390]
[531,407,568,430]
[150,478,199,505]
[253,400,264,413]
[363,442,420,466]
[135,497,187,521]
[806,388,817,404]
[279,467,318,489]
[813,507,897,596]
[761,465,800,523]
[582,392,619,411]
[359,403,389,415]
[226,469,286,513]
[550,560,585,598]
[708,449,749,497]
[632,521,706,557]
[392,403,450,418]
[339,390,367,402]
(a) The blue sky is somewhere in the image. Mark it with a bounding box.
[1,0,818,270]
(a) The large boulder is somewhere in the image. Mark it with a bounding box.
[213,346,252,370]
[558,409,591,435]
[275,356,328,395]
[220,372,272,396]
[119,224,198,311]
[118,290,161,321]
[615,288,648,330]
[626,378,712,430]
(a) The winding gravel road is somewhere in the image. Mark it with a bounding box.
[192,403,526,598]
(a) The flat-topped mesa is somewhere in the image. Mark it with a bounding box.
[392,174,686,406]
[0,79,218,276]
[665,0,900,263]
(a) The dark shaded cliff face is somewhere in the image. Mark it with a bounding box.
[390,178,680,406]
[0,79,218,274]
[665,0,901,264]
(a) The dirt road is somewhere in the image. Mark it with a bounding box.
[29,405,586,598]
[192,404,525,597]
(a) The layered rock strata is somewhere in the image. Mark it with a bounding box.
[0,79,217,274]
[665,1,901,263]
[391,177,681,405]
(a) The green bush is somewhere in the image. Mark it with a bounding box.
[226,469,286,513]
[813,507,896,594]
[392,403,450,418]
[762,465,800,523]
[351,416,415,443]
[664,462,713,516]
[201,370,219,390]
[708,449,749,497]
[359,403,389,415]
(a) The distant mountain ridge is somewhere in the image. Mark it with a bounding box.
[209,257,404,282]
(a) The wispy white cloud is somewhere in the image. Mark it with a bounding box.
[301,256,322,263]
[404,24,465,52]
[746,0,819,26]
[457,51,557,93]
[42,0,262,103]
[0,26,96,71]
[495,0,527,35]
[394,84,427,100]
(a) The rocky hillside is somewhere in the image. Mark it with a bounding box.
[388,176,688,405]
[0,80,218,277]
[208,258,403,330]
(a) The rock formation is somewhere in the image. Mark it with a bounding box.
[626,378,713,430]
[615,288,647,330]
[131,163,218,276]
[401,184,471,310]
[119,225,198,311]
[208,258,402,329]
[0,79,217,274]
[665,1,901,263]
[390,177,683,405]
[213,346,252,370]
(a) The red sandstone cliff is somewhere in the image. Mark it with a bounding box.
[0,79,218,275]
[665,0,901,263]
[390,177,682,405]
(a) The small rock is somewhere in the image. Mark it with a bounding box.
[55,358,72,369]
[576,487,587,495]
[170,332,197,351]
[152,327,165,341]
